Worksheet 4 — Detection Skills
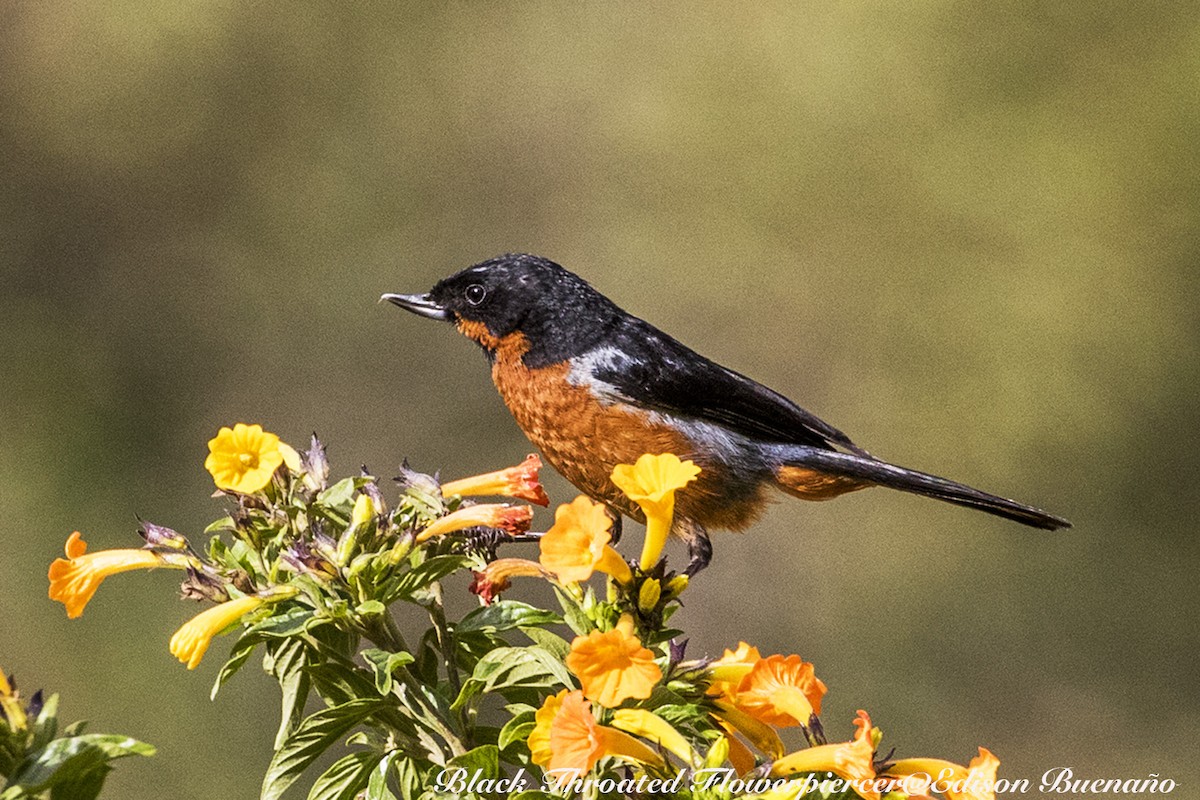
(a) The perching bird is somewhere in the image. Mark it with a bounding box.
[384,253,1069,573]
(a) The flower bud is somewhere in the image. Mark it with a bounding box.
[664,574,689,599]
[638,578,662,614]
[704,735,731,770]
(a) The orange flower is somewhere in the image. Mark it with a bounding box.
[48,531,165,619]
[528,690,663,784]
[771,710,880,800]
[204,423,288,493]
[566,617,662,707]
[610,453,700,569]
[440,454,550,506]
[416,503,532,543]
[538,496,632,584]
[468,558,549,603]
[714,721,759,776]
[884,747,1000,800]
[706,641,763,702]
[732,654,826,729]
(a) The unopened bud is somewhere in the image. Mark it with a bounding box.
[638,578,662,614]
[664,574,689,599]
[704,735,731,769]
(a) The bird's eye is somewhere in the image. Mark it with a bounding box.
[465,284,487,305]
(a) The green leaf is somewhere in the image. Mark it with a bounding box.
[355,600,386,617]
[249,606,324,639]
[452,647,572,712]
[509,792,558,800]
[390,555,471,601]
[265,639,311,750]
[445,744,499,781]
[456,601,562,634]
[360,649,415,696]
[211,635,260,700]
[261,699,384,800]
[497,711,536,752]
[30,693,61,751]
[555,588,592,636]
[8,735,154,797]
[316,478,357,524]
[364,752,400,800]
[519,627,571,661]
[204,515,236,534]
[306,750,378,800]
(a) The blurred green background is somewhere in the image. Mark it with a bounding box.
[2,2,1197,797]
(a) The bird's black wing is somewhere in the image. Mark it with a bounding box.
[589,319,869,455]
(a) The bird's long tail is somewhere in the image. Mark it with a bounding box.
[773,447,1071,530]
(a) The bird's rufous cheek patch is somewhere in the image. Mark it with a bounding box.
[456,318,531,360]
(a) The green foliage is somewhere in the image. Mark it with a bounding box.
[0,682,153,800]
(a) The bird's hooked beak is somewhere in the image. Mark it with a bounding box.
[380,292,452,321]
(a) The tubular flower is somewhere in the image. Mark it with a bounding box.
[609,453,701,569]
[204,423,287,493]
[706,641,763,702]
[714,720,759,777]
[415,503,533,543]
[528,690,664,783]
[566,617,662,707]
[884,747,1000,800]
[538,495,632,584]
[712,702,785,760]
[440,454,550,506]
[611,708,695,764]
[770,710,880,800]
[48,531,165,619]
[469,558,549,603]
[169,588,296,670]
[732,654,827,729]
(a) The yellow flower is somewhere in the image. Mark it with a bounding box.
[884,747,1000,800]
[528,690,663,784]
[611,708,695,764]
[204,423,286,493]
[732,654,827,729]
[770,710,879,800]
[416,503,532,543]
[538,495,632,584]
[48,531,165,619]
[0,666,26,730]
[440,454,550,506]
[169,592,289,670]
[706,641,763,702]
[609,453,701,569]
[566,617,662,707]
[712,702,785,760]
[468,558,549,603]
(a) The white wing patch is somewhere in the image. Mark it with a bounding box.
[566,346,635,405]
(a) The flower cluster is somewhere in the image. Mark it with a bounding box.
[47,423,1002,800]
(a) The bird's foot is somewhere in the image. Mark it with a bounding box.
[683,529,712,576]
[606,508,623,544]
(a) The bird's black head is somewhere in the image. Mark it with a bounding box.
[383,254,622,366]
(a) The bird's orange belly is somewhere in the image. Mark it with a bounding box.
[491,358,767,531]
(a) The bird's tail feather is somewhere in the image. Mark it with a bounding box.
[774,448,1071,531]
